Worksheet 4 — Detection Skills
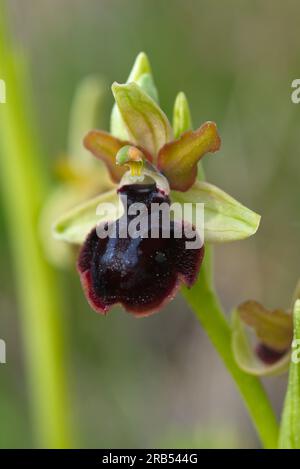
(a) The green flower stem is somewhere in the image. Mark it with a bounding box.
[183,250,279,449]
[0,5,73,447]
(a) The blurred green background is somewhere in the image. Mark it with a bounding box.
[0,0,299,448]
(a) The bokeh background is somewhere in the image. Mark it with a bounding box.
[0,0,299,448]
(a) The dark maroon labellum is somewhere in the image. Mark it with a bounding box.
[77,183,204,316]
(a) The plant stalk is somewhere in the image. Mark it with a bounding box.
[0,4,73,448]
[183,250,279,449]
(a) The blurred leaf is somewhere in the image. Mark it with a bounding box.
[238,300,293,352]
[292,279,300,306]
[158,426,241,449]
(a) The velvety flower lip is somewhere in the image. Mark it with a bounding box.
[77,183,204,316]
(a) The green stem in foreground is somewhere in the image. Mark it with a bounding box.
[183,250,279,449]
[0,5,73,447]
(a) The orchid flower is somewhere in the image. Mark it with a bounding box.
[53,53,260,316]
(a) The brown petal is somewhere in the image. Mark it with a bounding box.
[84,130,129,183]
[158,121,221,191]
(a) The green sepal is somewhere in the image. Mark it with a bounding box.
[110,52,156,140]
[172,180,261,243]
[173,91,193,139]
[67,75,106,171]
[112,81,172,157]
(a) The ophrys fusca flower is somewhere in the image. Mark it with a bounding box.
[53,53,260,316]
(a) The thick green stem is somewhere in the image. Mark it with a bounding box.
[0,5,73,448]
[278,300,300,448]
[183,251,279,449]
